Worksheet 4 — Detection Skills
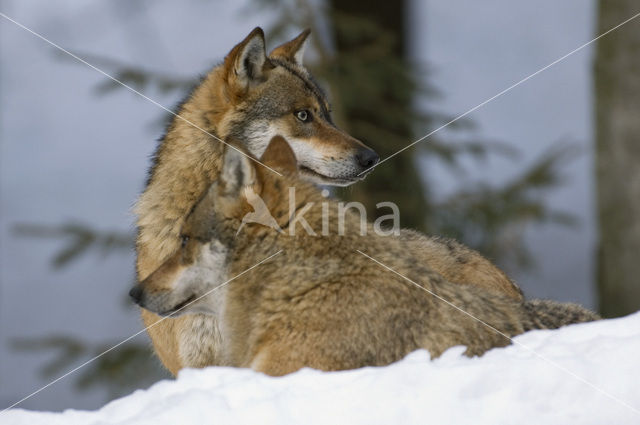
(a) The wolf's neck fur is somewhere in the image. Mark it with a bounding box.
[229,179,373,257]
[135,68,234,280]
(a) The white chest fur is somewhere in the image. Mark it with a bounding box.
[176,239,232,367]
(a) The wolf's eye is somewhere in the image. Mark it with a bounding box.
[295,109,311,123]
[180,235,190,248]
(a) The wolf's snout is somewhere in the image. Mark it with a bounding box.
[129,285,144,305]
[355,147,379,169]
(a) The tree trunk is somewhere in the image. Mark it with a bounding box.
[328,0,430,231]
[594,1,640,317]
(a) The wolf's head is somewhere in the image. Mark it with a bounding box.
[202,27,378,186]
[130,136,304,316]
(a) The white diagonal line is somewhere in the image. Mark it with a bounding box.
[356,249,640,417]
[0,11,282,177]
[360,10,640,175]
[2,250,282,412]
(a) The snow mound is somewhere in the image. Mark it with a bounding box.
[3,313,640,425]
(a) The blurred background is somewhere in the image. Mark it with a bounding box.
[2,0,639,412]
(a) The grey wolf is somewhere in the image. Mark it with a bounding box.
[131,136,599,376]
[134,27,381,375]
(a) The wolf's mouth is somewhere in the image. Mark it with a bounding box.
[160,294,197,317]
[300,166,366,187]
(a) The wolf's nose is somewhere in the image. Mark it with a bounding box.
[355,148,380,169]
[129,285,144,304]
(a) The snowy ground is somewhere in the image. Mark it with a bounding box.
[2,312,640,425]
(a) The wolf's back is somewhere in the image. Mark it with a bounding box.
[522,299,600,331]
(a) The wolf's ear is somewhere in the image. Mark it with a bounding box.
[259,136,298,174]
[220,147,256,197]
[225,27,270,88]
[269,29,311,65]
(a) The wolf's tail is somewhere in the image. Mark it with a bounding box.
[522,299,600,331]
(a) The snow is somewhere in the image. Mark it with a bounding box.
[3,313,640,425]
